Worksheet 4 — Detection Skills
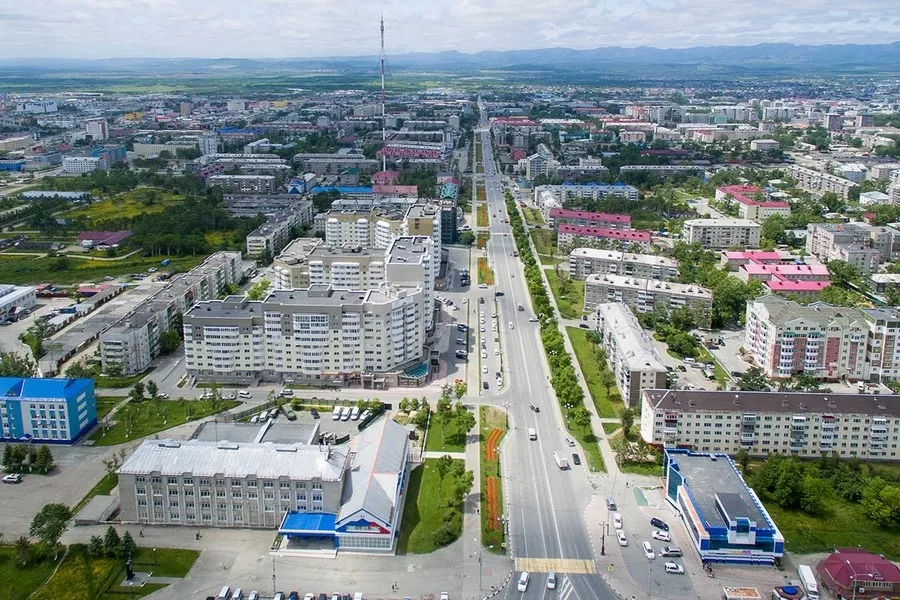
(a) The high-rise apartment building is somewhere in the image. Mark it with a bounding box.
[84,118,108,141]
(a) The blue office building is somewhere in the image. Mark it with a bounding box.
[0,378,97,444]
[664,449,784,565]
[0,159,24,172]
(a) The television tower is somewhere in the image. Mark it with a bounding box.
[380,13,387,172]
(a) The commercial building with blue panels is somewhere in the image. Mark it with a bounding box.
[664,449,784,565]
[0,377,97,444]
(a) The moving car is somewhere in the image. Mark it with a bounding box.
[508,321,515,329]
[530,404,540,412]
[613,513,623,529]
[652,530,670,542]
[455,350,468,359]
[661,546,682,557]
[616,530,628,546]
[650,517,669,531]
[483,381,489,390]
[517,572,529,592]
[642,541,655,560]
[565,436,576,447]
[571,453,581,466]
[664,562,684,575]
[546,573,556,590]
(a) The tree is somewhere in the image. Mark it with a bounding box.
[2,444,14,472]
[667,332,698,358]
[146,380,159,401]
[458,231,475,246]
[411,401,430,431]
[29,503,72,558]
[246,278,271,301]
[398,397,410,413]
[15,536,31,566]
[737,367,772,392]
[453,380,467,400]
[453,403,476,441]
[159,329,182,354]
[103,526,121,557]
[34,445,54,473]
[800,474,831,516]
[0,352,36,377]
[734,449,750,473]
[121,531,137,559]
[435,394,453,446]
[435,454,454,487]
[571,407,591,433]
[599,369,616,400]
[88,535,104,557]
[620,407,636,439]
[65,361,92,379]
[129,382,145,403]
[773,459,803,509]
[452,470,476,505]
[827,260,860,288]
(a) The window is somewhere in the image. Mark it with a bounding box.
[183,478,193,485]
[167,477,177,485]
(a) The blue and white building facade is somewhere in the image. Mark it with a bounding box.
[0,377,97,444]
[664,449,784,565]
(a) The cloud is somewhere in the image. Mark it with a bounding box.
[1,0,898,58]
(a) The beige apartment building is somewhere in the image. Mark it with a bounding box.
[584,274,713,326]
[641,388,900,460]
[569,248,678,281]
[789,165,857,199]
[682,218,762,249]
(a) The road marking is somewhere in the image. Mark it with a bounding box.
[514,558,597,575]
[558,575,575,600]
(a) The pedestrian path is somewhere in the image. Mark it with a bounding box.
[514,557,597,575]
[557,575,576,600]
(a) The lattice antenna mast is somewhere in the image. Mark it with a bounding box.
[380,13,387,172]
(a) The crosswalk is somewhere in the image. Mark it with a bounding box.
[513,557,597,574]
[557,575,575,600]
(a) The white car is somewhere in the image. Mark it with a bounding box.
[613,513,622,529]
[642,541,656,560]
[616,530,628,546]
[462,298,468,303]
[481,326,486,333]
[481,350,487,359]
[664,562,684,575]
[2,474,22,484]
[546,572,556,590]
[238,391,252,399]
[652,530,671,542]
[482,365,488,374]
[508,321,515,329]
[517,572,529,592]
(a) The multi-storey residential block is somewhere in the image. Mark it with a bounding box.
[117,417,410,552]
[223,194,313,219]
[207,175,277,194]
[0,377,97,444]
[132,142,198,158]
[295,154,379,175]
[805,223,885,273]
[749,139,780,152]
[548,209,631,230]
[569,248,677,281]
[595,303,667,406]
[683,218,761,249]
[84,118,108,141]
[100,252,243,375]
[0,284,36,321]
[245,205,311,259]
[715,185,790,222]
[789,165,857,199]
[534,184,639,218]
[640,388,900,460]
[62,156,104,174]
[745,295,871,381]
[617,164,704,179]
[584,274,712,325]
[663,450,784,565]
[557,225,652,250]
[183,284,426,387]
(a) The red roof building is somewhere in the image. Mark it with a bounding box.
[76,230,133,247]
[715,184,790,221]
[817,548,900,599]
[549,208,631,230]
[557,224,652,248]
[372,185,418,198]
[372,170,400,185]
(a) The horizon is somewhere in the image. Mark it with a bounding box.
[3,0,900,60]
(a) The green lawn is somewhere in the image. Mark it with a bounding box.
[522,207,545,226]
[0,255,203,286]
[765,501,900,559]
[397,458,465,554]
[546,271,584,319]
[31,546,121,600]
[602,422,621,435]
[131,547,199,578]
[568,427,606,473]
[94,367,155,389]
[619,462,664,477]
[480,406,508,553]
[529,228,561,264]
[89,399,240,445]
[424,410,470,453]
[62,189,184,225]
[477,204,488,227]
[95,396,123,419]
[566,327,624,418]
[97,582,167,600]
[0,546,60,600]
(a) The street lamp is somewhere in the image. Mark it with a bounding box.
[846,559,878,600]
[600,522,607,556]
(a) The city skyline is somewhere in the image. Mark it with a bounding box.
[2,0,899,59]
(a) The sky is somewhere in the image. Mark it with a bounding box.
[2,0,900,59]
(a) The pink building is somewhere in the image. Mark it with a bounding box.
[716,184,790,221]
[373,185,418,198]
[549,208,631,230]
[372,170,400,185]
[720,250,788,270]
[557,224,652,250]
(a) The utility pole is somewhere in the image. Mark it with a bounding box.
[272,557,276,596]
[600,522,606,556]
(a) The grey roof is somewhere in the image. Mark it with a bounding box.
[338,417,410,527]
[192,420,319,445]
[645,388,900,418]
[671,453,768,529]
[119,438,348,481]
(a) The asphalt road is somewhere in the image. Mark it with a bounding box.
[474,104,617,600]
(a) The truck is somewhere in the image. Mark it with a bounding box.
[553,452,569,470]
[797,565,819,600]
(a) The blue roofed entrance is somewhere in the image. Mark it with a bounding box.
[279,512,337,538]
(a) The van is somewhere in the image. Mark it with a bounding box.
[340,406,352,421]
[683,357,696,365]
[606,497,617,511]
[332,406,342,420]
[528,428,537,440]
[350,406,361,420]
[232,589,244,600]
[216,587,231,600]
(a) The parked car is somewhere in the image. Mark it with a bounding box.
[616,530,628,546]
[613,513,622,529]
[650,517,669,531]
[2,474,22,484]
[310,408,320,419]
[642,541,656,560]
[661,546,682,557]
[652,530,671,542]
[571,453,581,466]
[664,562,684,575]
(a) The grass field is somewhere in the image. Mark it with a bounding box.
[546,271,584,319]
[522,207,545,226]
[424,409,469,453]
[477,184,486,203]
[602,422,621,435]
[529,228,557,257]
[94,367,155,389]
[568,425,606,473]
[618,462,664,477]
[476,232,490,249]
[477,204,488,227]
[62,189,183,225]
[89,399,240,446]
[480,406,508,553]
[477,257,495,285]
[397,458,465,554]
[0,546,60,600]
[566,327,624,418]
[130,547,199,578]
[0,254,202,286]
